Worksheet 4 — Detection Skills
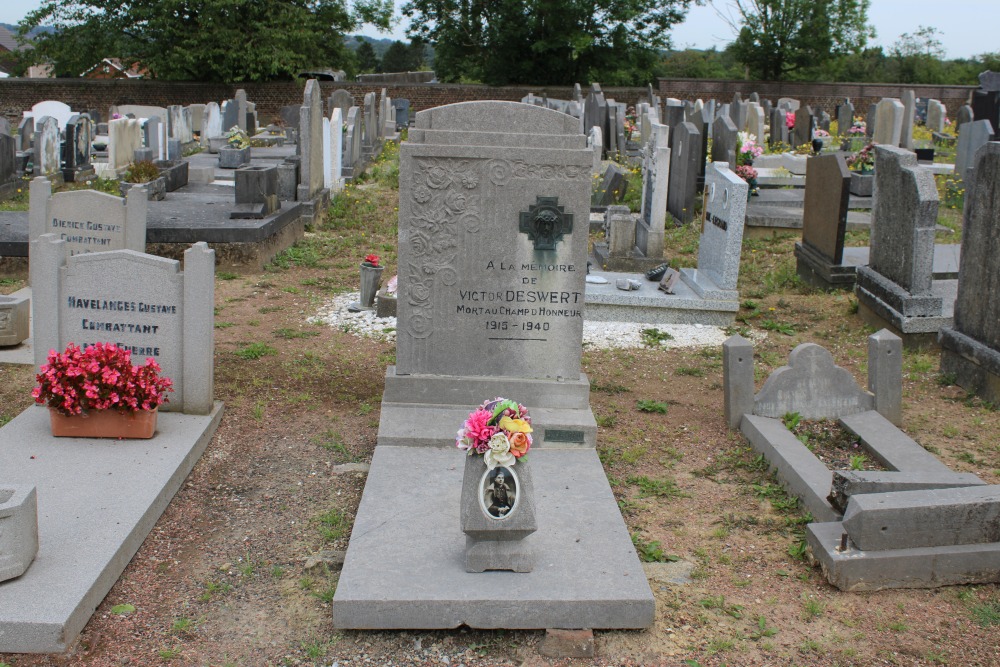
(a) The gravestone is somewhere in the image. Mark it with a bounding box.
[873,99,904,146]
[591,162,626,207]
[362,92,377,155]
[188,103,205,134]
[584,84,608,152]
[794,154,853,288]
[201,102,222,149]
[770,107,789,147]
[329,89,354,118]
[678,163,749,301]
[573,83,582,102]
[971,90,1000,139]
[605,205,635,258]
[729,100,748,134]
[279,105,300,131]
[62,114,95,182]
[926,99,946,133]
[956,105,973,130]
[900,90,916,150]
[746,102,765,143]
[297,80,325,202]
[17,118,32,152]
[221,100,239,133]
[108,117,142,170]
[667,121,700,225]
[29,177,146,257]
[711,114,738,169]
[393,99,411,130]
[327,107,344,192]
[663,98,686,131]
[0,118,9,136]
[335,100,652,630]
[168,105,184,143]
[0,132,16,199]
[792,105,814,148]
[980,71,1000,91]
[587,125,603,175]
[112,105,166,123]
[940,142,1000,402]
[837,101,855,136]
[232,165,279,218]
[819,110,831,133]
[855,145,947,337]
[35,116,61,179]
[955,120,995,181]
[144,116,164,161]
[778,97,800,112]
[181,106,194,143]
[343,107,361,177]
[637,123,670,259]
[748,92,759,104]
[866,103,877,138]
[234,89,248,132]
[31,236,215,414]
[27,101,73,130]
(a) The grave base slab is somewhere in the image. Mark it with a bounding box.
[332,445,654,630]
[0,402,224,653]
[807,520,1000,591]
[584,270,738,325]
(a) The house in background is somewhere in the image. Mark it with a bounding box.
[81,58,146,79]
[0,24,51,77]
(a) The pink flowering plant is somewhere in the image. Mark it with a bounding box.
[33,342,173,416]
[846,142,876,172]
[785,112,796,130]
[456,397,532,469]
[736,132,763,166]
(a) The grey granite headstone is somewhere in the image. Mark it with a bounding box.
[0,133,15,196]
[221,100,238,133]
[679,163,749,300]
[584,84,608,152]
[397,101,590,379]
[955,120,994,180]
[866,103,877,138]
[35,116,60,178]
[667,121,700,225]
[362,92,377,152]
[729,100,748,134]
[837,101,855,136]
[234,89,248,132]
[637,123,669,259]
[0,118,9,137]
[29,177,146,257]
[297,79,325,202]
[144,116,163,160]
[711,114,738,169]
[900,90,916,150]
[232,165,280,218]
[62,114,94,181]
[393,99,410,129]
[956,104,974,129]
[770,108,788,147]
[980,71,1000,91]
[778,97,800,112]
[753,343,874,419]
[800,154,851,263]
[30,236,215,414]
[279,104,300,131]
[201,102,221,149]
[746,102,765,142]
[330,89,354,118]
[873,98,904,146]
[460,455,537,573]
[344,106,361,173]
[605,205,634,257]
[17,117,32,152]
[792,105,814,148]
[855,145,941,317]
[591,162,626,207]
[926,99,946,133]
[940,142,1000,401]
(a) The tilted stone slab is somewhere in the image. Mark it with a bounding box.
[842,485,1000,551]
[839,410,952,474]
[753,343,874,420]
[829,470,985,513]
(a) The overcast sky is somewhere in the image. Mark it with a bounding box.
[1,0,995,61]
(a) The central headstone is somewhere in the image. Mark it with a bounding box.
[334,101,653,631]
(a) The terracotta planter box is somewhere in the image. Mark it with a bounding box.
[49,407,158,439]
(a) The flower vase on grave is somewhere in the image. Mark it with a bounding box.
[48,407,158,439]
[349,256,384,312]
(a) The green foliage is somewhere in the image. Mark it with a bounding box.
[379,39,424,73]
[355,38,381,73]
[18,0,394,82]
[637,399,668,414]
[403,0,695,85]
[640,327,674,347]
[234,342,277,360]
[123,160,160,184]
[728,0,875,81]
[630,532,680,563]
[111,603,136,615]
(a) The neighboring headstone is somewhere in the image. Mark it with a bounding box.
[188,103,205,134]
[221,100,239,133]
[62,114,95,182]
[29,177,146,257]
[30,237,215,414]
[955,120,995,181]
[362,92,377,155]
[792,105,814,148]
[837,101,855,136]
[940,142,1000,402]
[393,98,411,130]
[108,117,142,171]
[794,154,853,288]
[201,102,222,149]
[900,90,916,150]
[234,89,249,132]
[584,84,609,152]
[855,145,945,333]
[677,163,748,301]
[0,131,16,199]
[329,89,353,117]
[232,165,280,219]
[729,100,748,135]
[591,162,626,207]
[34,116,61,178]
[605,205,635,258]
[587,125,603,175]
[746,102,765,143]
[778,97,800,112]
[956,104,974,129]
[926,99,946,133]
[17,117,32,152]
[279,104,300,131]
[343,107,361,176]
[667,121,700,225]
[297,79,325,202]
[27,101,73,130]
[637,123,670,259]
[873,98,905,146]
[980,71,1000,91]
[711,114,738,169]
[971,90,1000,139]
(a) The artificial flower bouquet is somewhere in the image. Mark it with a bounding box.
[736,131,763,166]
[33,342,173,416]
[362,253,380,268]
[456,397,532,469]
[846,142,876,173]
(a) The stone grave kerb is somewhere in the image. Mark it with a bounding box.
[30,236,215,414]
[868,145,939,295]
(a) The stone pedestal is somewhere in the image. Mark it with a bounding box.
[461,453,536,573]
[0,294,30,346]
[0,486,38,583]
[218,146,250,169]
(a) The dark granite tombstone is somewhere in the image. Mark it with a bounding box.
[584,84,609,152]
[667,121,701,225]
[711,115,738,170]
[795,154,853,288]
[62,114,95,182]
[793,105,815,148]
[591,162,627,208]
[393,99,410,130]
[232,165,280,219]
[837,101,855,135]
[329,89,353,117]
[971,91,999,140]
[866,103,877,139]
[0,133,16,199]
[280,104,301,130]
[770,108,789,147]
[940,142,1000,401]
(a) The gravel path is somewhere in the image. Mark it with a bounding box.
[311,292,736,350]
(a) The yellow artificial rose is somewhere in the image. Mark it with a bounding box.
[498,416,532,433]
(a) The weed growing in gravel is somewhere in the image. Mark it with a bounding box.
[273,327,320,339]
[640,327,674,346]
[628,475,688,499]
[199,580,233,602]
[235,342,277,360]
[971,600,1000,627]
[110,603,136,615]
[317,507,348,542]
[630,532,679,563]
[637,399,668,413]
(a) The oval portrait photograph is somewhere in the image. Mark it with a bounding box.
[479,465,519,520]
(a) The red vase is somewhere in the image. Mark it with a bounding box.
[48,408,158,439]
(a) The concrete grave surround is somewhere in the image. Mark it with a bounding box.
[873,99,904,146]
[30,237,215,415]
[940,142,1000,403]
[334,101,651,630]
[29,177,146,258]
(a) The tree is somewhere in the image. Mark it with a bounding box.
[355,39,381,73]
[17,0,393,82]
[402,0,695,86]
[716,0,875,81]
[380,40,416,73]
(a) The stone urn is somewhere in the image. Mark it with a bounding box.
[358,262,384,309]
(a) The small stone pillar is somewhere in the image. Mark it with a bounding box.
[605,205,635,258]
[868,329,902,425]
[460,454,536,573]
[723,335,755,430]
[0,293,30,346]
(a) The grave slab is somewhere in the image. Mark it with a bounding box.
[332,445,654,629]
[584,269,739,325]
[0,402,224,653]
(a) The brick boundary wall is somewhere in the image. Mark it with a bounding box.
[0,77,976,127]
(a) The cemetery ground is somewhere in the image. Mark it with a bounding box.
[1,147,999,667]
